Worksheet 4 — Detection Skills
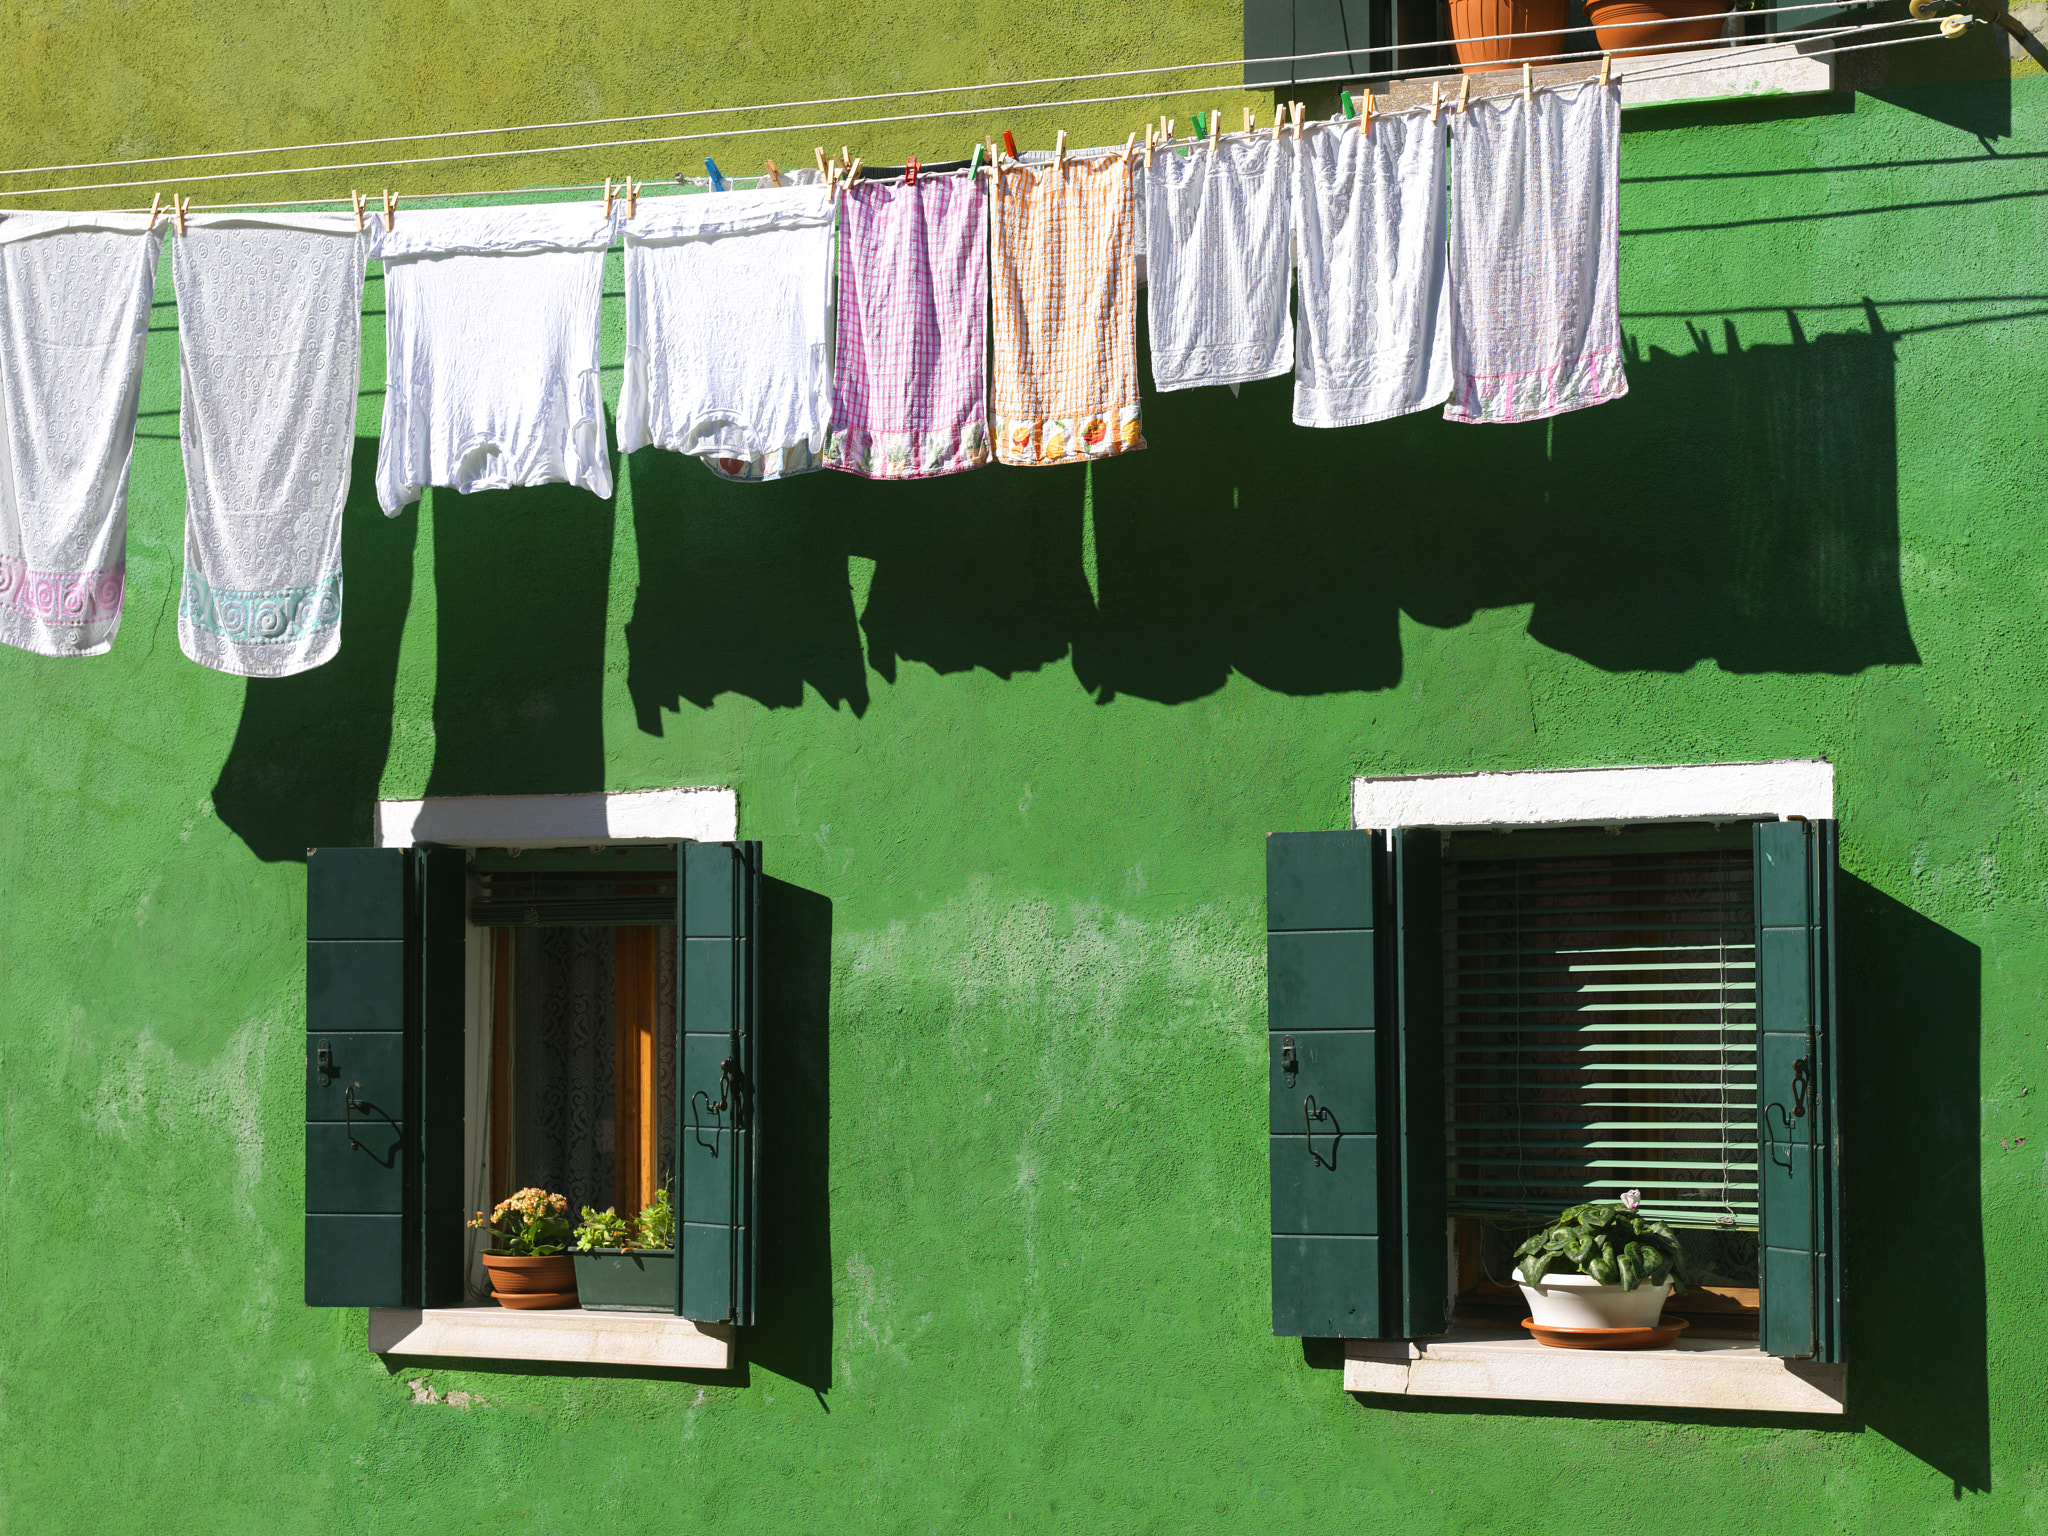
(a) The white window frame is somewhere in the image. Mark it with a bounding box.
[1345,760,1846,1415]
[367,786,738,1372]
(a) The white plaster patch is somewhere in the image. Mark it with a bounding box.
[1353,759,1833,831]
[376,786,737,848]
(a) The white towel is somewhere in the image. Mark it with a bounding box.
[372,206,614,514]
[1144,134,1294,392]
[1445,81,1627,424]
[0,212,162,657]
[1292,112,1452,428]
[618,186,835,465]
[173,214,367,676]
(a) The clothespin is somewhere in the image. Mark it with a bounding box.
[146,193,162,232]
[1002,130,1018,161]
[1208,110,1219,152]
[1055,129,1067,169]
[1341,90,1357,120]
[1122,131,1137,163]
[383,188,397,229]
[1272,103,1285,142]
[1599,52,1614,88]
[1362,89,1374,135]
[627,178,641,218]
[907,156,919,185]
[1243,107,1256,136]
[705,158,726,191]
[814,146,828,178]
[1523,62,1533,104]
[604,177,616,218]
[1289,101,1304,141]
[1457,76,1472,112]
[1431,82,1442,123]
[842,145,852,168]
[970,142,986,177]
[1143,125,1156,169]
[1190,111,1205,139]
[764,159,782,187]
[848,157,862,183]
[350,189,366,230]
[1159,113,1170,141]
[174,193,189,235]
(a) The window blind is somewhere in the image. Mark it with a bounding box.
[1443,835,1758,1231]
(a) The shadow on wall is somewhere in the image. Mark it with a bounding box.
[211,439,415,860]
[213,313,1920,855]
[744,875,835,1402]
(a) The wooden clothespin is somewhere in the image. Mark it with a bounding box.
[626,178,641,218]
[1208,109,1220,152]
[1159,114,1170,141]
[1272,103,1285,142]
[1243,107,1256,136]
[175,193,189,235]
[351,189,366,231]
[1598,52,1614,88]
[1362,89,1374,135]
[842,144,852,168]
[1143,125,1156,169]
[848,156,862,184]
[383,188,397,230]
[814,146,828,178]
[1055,129,1067,169]
[1289,100,1304,141]
[146,193,162,232]
[1523,62,1534,104]
[604,177,616,219]
[1457,75,1472,112]
[1122,131,1136,163]
[764,159,782,188]
[1431,82,1442,123]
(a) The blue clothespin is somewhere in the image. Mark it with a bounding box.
[1340,91,1356,120]
[704,158,726,191]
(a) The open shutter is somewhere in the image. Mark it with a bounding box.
[1753,819,1844,1363]
[1391,827,1449,1338]
[1267,829,1387,1337]
[678,840,761,1325]
[1245,0,1416,89]
[305,845,465,1309]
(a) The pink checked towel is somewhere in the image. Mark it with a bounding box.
[1445,79,1627,424]
[827,174,989,479]
[989,153,1144,466]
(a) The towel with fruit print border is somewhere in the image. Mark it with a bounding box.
[989,153,1144,467]
[826,174,989,480]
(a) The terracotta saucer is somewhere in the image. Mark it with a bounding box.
[1521,1317,1690,1350]
[494,1291,580,1310]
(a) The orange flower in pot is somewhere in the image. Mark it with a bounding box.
[468,1187,578,1309]
[1446,0,1571,72]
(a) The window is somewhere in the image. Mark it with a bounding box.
[302,789,757,1368]
[1266,762,1842,1411]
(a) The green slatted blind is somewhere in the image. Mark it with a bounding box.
[1443,832,1759,1231]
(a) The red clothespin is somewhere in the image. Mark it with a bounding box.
[907,155,919,185]
[1001,130,1018,161]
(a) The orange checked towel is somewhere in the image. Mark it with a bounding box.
[989,153,1145,466]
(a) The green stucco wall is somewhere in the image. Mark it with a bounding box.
[3,6,2046,1531]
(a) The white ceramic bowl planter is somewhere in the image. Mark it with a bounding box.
[1516,1271,1673,1330]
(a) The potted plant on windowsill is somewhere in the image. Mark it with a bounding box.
[1513,1190,1691,1348]
[468,1187,577,1309]
[571,1185,678,1313]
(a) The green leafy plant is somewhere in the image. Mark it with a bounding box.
[468,1187,571,1256]
[636,1183,676,1250]
[573,1205,633,1252]
[1513,1192,1690,1294]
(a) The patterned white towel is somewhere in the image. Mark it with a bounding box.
[1292,110,1452,428]
[173,214,367,675]
[1445,81,1627,423]
[1145,133,1295,392]
[0,212,163,657]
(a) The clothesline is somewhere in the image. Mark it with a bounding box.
[0,11,1942,204]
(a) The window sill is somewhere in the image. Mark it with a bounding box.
[1377,42,1835,116]
[1343,1329,1845,1414]
[369,1306,735,1371]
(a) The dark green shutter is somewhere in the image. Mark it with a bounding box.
[1391,827,1448,1338]
[1754,819,1844,1363]
[305,845,465,1309]
[678,840,761,1325]
[1244,0,1399,89]
[1268,829,1386,1337]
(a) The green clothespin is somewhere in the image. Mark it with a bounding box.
[1190,111,1206,138]
[970,142,985,177]
[1341,90,1356,119]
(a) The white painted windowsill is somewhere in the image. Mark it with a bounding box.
[370,1305,736,1371]
[1344,1330,1846,1414]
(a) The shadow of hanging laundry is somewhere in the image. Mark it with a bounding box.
[211,437,416,861]
[624,446,868,727]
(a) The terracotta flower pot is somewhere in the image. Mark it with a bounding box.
[482,1252,578,1307]
[1446,0,1571,73]
[1583,0,1726,57]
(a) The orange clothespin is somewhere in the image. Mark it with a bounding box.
[764,159,782,187]
[351,189,366,230]
[175,193,189,235]
[146,193,162,232]
[603,177,615,219]
[1599,53,1614,88]
[1362,89,1374,135]
[1055,129,1067,169]
[382,189,397,230]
